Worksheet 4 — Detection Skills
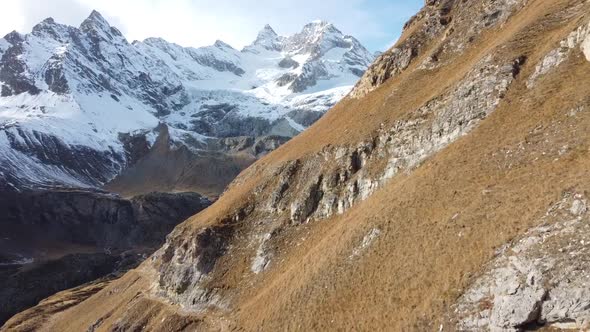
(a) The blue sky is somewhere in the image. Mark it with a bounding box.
[0,0,423,52]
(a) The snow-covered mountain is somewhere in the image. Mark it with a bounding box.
[0,11,374,191]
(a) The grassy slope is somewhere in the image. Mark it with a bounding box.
[231,2,590,330]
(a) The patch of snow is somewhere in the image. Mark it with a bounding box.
[0,130,100,188]
[0,91,159,151]
[0,38,9,57]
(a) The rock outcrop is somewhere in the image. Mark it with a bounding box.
[528,21,590,87]
[351,0,527,98]
[453,192,590,331]
[144,46,524,313]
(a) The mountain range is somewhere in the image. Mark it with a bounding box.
[0,11,374,195]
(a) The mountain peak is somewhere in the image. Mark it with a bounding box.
[3,30,23,45]
[302,20,340,34]
[248,24,282,51]
[31,17,56,32]
[280,20,348,58]
[31,17,63,37]
[42,17,56,25]
[80,10,111,33]
[255,24,278,42]
[260,24,277,37]
[310,20,330,26]
[88,10,107,23]
[213,40,234,49]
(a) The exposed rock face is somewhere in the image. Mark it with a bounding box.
[212,135,290,157]
[0,189,210,252]
[351,0,526,98]
[104,124,258,198]
[155,222,236,311]
[350,228,381,258]
[0,189,211,325]
[119,131,152,166]
[583,34,590,60]
[0,50,37,97]
[251,233,273,274]
[453,192,590,331]
[264,54,520,224]
[528,21,590,87]
[278,57,299,69]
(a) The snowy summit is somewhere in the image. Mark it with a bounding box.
[0,10,374,190]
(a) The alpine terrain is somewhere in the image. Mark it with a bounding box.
[4,0,590,331]
[0,11,374,325]
[0,11,374,196]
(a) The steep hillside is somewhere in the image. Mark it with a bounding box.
[4,0,590,331]
[0,12,373,195]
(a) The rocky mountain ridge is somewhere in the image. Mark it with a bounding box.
[0,11,373,193]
